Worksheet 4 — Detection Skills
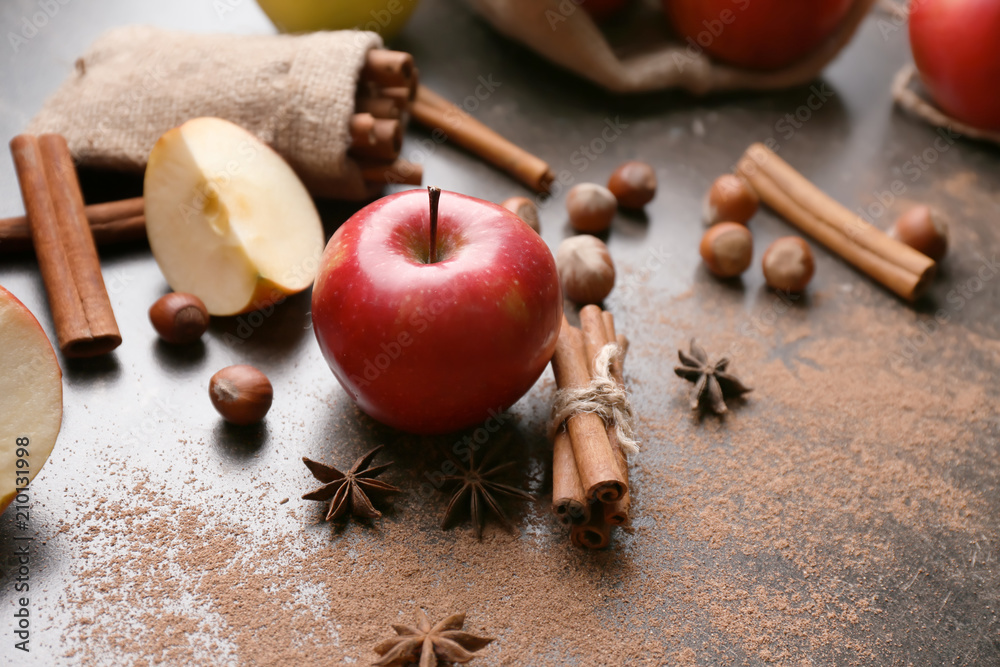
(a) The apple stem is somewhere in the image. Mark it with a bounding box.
[428,186,441,264]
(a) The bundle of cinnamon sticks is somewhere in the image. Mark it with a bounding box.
[0,49,424,254]
[550,305,633,549]
[1,47,562,253]
[351,49,423,194]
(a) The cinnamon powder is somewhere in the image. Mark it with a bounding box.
[41,276,999,666]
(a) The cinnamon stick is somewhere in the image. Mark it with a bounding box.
[412,85,554,193]
[380,86,412,105]
[570,507,611,549]
[350,118,402,161]
[362,49,415,88]
[552,429,589,525]
[10,134,121,357]
[580,306,632,526]
[550,319,626,503]
[350,113,377,148]
[355,96,403,120]
[1,197,145,252]
[358,159,424,187]
[736,143,936,301]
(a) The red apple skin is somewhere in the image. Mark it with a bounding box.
[312,189,562,435]
[910,0,1000,131]
[583,0,630,22]
[664,0,853,70]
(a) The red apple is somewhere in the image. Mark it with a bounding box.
[583,0,630,22]
[664,0,853,70]
[910,0,1000,131]
[312,188,562,435]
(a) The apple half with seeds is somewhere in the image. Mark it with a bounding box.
[144,117,325,316]
[0,285,62,514]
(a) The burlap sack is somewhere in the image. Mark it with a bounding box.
[27,26,383,200]
[467,0,877,94]
[892,65,1000,146]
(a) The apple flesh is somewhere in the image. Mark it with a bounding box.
[312,189,562,434]
[144,117,325,316]
[664,0,853,70]
[910,0,1000,131]
[0,285,62,515]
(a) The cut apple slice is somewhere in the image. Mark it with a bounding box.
[144,117,325,316]
[0,285,62,514]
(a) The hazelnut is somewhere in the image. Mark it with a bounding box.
[699,222,753,278]
[555,235,616,304]
[149,292,210,344]
[501,196,541,233]
[209,365,273,425]
[607,161,657,209]
[889,205,948,261]
[566,183,617,233]
[762,237,815,292]
[703,174,758,226]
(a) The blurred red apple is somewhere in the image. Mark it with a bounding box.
[312,188,562,435]
[664,0,853,70]
[910,0,1000,130]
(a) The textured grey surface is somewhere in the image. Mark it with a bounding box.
[1,1,998,664]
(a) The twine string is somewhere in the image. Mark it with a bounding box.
[549,343,640,456]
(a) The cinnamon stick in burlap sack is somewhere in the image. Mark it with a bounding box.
[27,26,383,200]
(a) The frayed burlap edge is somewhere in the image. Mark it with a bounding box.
[891,65,1000,146]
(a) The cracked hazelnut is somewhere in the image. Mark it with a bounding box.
[556,235,616,304]
[501,196,541,233]
[703,174,758,226]
[209,365,273,425]
[566,183,617,233]
[889,205,948,261]
[149,292,210,344]
[762,237,815,292]
[607,160,657,209]
[700,222,753,278]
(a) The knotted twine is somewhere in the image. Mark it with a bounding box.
[549,342,640,457]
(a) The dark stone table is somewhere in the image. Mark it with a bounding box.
[1,1,997,664]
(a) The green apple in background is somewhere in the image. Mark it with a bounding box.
[256,0,420,41]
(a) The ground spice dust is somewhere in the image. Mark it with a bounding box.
[44,275,999,666]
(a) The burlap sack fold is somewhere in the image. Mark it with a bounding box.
[466,0,877,94]
[891,65,1000,146]
[27,26,384,200]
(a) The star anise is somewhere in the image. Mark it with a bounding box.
[373,609,494,667]
[674,339,752,414]
[301,446,400,521]
[441,447,533,539]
